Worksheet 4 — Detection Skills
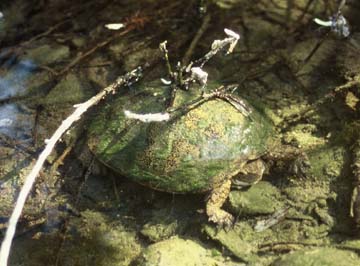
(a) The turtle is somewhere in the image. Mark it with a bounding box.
[87,81,273,227]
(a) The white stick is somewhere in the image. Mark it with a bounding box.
[0,67,141,266]
[313,18,333,27]
[124,110,170,122]
[104,23,125,30]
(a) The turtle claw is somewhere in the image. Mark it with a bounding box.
[218,219,235,233]
[208,210,235,231]
[206,179,234,230]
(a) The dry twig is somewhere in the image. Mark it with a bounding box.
[182,14,211,66]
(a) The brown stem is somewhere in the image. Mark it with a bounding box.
[182,14,211,66]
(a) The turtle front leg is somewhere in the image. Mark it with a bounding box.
[206,178,234,227]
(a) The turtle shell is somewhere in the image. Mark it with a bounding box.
[87,82,272,193]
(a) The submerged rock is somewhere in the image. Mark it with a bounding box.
[44,73,93,105]
[141,220,179,243]
[57,210,141,266]
[140,209,187,242]
[272,247,360,266]
[20,42,70,66]
[229,181,283,216]
[139,237,227,266]
[204,224,258,263]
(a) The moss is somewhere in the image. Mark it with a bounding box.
[282,181,331,204]
[204,214,333,262]
[204,224,257,262]
[140,209,187,242]
[283,123,327,149]
[9,210,141,266]
[44,73,93,105]
[141,221,179,242]
[339,121,360,143]
[10,233,64,266]
[229,181,284,215]
[20,43,70,65]
[139,237,226,266]
[56,210,141,266]
[308,144,346,181]
[339,240,360,252]
[272,248,360,266]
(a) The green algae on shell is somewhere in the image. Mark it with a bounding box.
[87,81,272,193]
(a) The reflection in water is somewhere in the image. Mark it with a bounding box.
[0,104,32,140]
[0,59,36,140]
[0,59,36,99]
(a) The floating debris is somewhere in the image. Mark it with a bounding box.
[160,78,171,85]
[104,23,125,30]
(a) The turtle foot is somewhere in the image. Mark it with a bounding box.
[206,179,233,229]
[208,209,234,230]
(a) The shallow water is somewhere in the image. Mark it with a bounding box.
[1,0,360,265]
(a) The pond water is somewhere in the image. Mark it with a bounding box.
[1,0,360,265]
[0,58,36,141]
